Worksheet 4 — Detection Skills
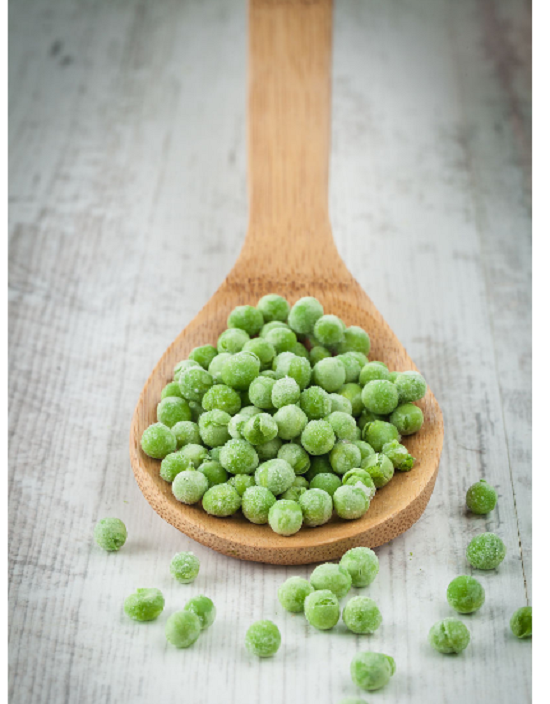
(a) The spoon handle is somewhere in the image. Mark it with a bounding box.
[233,0,345,278]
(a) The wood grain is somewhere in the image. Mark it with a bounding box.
[129,0,444,565]
[9,0,531,702]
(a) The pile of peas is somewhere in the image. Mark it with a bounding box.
[140,295,426,536]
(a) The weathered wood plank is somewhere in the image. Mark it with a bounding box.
[9,0,531,702]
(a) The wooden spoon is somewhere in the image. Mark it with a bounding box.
[129,0,444,565]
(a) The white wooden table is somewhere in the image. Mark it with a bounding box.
[9,1,531,702]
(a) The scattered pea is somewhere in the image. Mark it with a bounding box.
[304,589,340,630]
[165,610,201,648]
[510,607,532,639]
[310,563,352,598]
[447,575,485,613]
[340,547,379,587]
[124,588,165,622]
[184,595,216,630]
[429,618,470,654]
[278,577,314,613]
[350,651,395,691]
[245,620,281,657]
[343,596,382,634]
[466,479,498,514]
[466,533,506,570]
[170,552,200,584]
[94,518,127,552]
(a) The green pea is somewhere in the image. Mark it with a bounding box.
[202,483,241,517]
[334,326,371,355]
[257,294,290,322]
[273,404,308,440]
[197,460,229,487]
[277,443,311,475]
[390,403,424,435]
[189,344,218,370]
[329,440,362,475]
[300,386,332,420]
[242,486,277,524]
[274,352,312,389]
[313,314,345,347]
[312,357,346,392]
[362,453,394,488]
[268,499,303,536]
[219,439,259,475]
[124,588,164,622]
[221,351,261,391]
[227,305,264,336]
[309,345,331,365]
[170,552,200,584]
[157,397,192,427]
[202,384,241,415]
[217,328,250,354]
[141,423,177,459]
[359,362,391,386]
[288,297,324,335]
[362,420,400,452]
[301,420,336,456]
[94,518,127,552]
[198,410,231,447]
[361,380,399,415]
[243,338,277,369]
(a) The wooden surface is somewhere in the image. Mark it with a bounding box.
[9,0,531,702]
[129,0,444,565]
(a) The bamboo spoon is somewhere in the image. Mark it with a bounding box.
[129,0,444,565]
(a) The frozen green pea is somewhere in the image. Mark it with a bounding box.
[141,423,177,459]
[219,438,259,475]
[280,486,306,501]
[221,351,261,391]
[327,411,357,441]
[172,420,201,448]
[172,470,208,504]
[288,297,324,335]
[260,369,278,379]
[272,376,301,408]
[362,453,394,488]
[309,345,331,365]
[157,397,192,427]
[339,383,364,416]
[510,607,532,639]
[388,371,401,383]
[189,344,218,370]
[466,533,506,570]
[268,499,303,535]
[342,469,376,500]
[228,305,264,336]
[333,485,369,519]
[161,381,184,400]
[245,620,281,657]
[310,563,352,598]
[242,485,277,523]
[248,376,276,409]
[302,420,336,456]
[299,488,333,527]
[363,420,400,452]
[209,447,222,461]
[394,370,427,403]
[94,517,127,551]
[274,352,312,389]
[346,351,368,367]
[466,479,498,514]
[255,459,295,495]
[343,596,382,634]
[170,552,200,584]
[255,436,283,460]
[328,393,353,415]
[310,473,342,497]
[257,294,290,322]
[335,326,371,355]
[202,483,241,517]
[184,595,216,630]
[198,460,228,487]
[242,413,278,445]
[178,367,213,403]
[329,440,362,475]
[381,439,415,471]
[260,320,290,337]
[340,547,379,587]
[202,384,241,416]
[174,358,201,381]
[390,403,424,435]
[291,341,310,359]
[273,404,308,440]
[350,651,395,691]
[179,443,209,468]
[447,575,485,613]
[293,476,309,489]
[160,452,192,482]
[198,410,231,447]
[312,357,346,392]
[277,442,311,474]
[208,352,231,382]
[300,386,332,419]
[359,362,391,386]
[361,380,399,415]
[243,338,276,369]
[124,588,165,622]
[278,576,314,613]
[264,326,297,353]
[429,618,470,654]
[165,610,201,649]
[217,327,250,354]
[313,314,345,346]
[337,353,362,384]
[305,455,333,481]
[228,474,255,496]
[353,440,375,461]
[304,589,340,630]
[228,407,261,439]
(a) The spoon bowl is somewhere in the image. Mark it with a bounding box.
[129,0,444,564]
